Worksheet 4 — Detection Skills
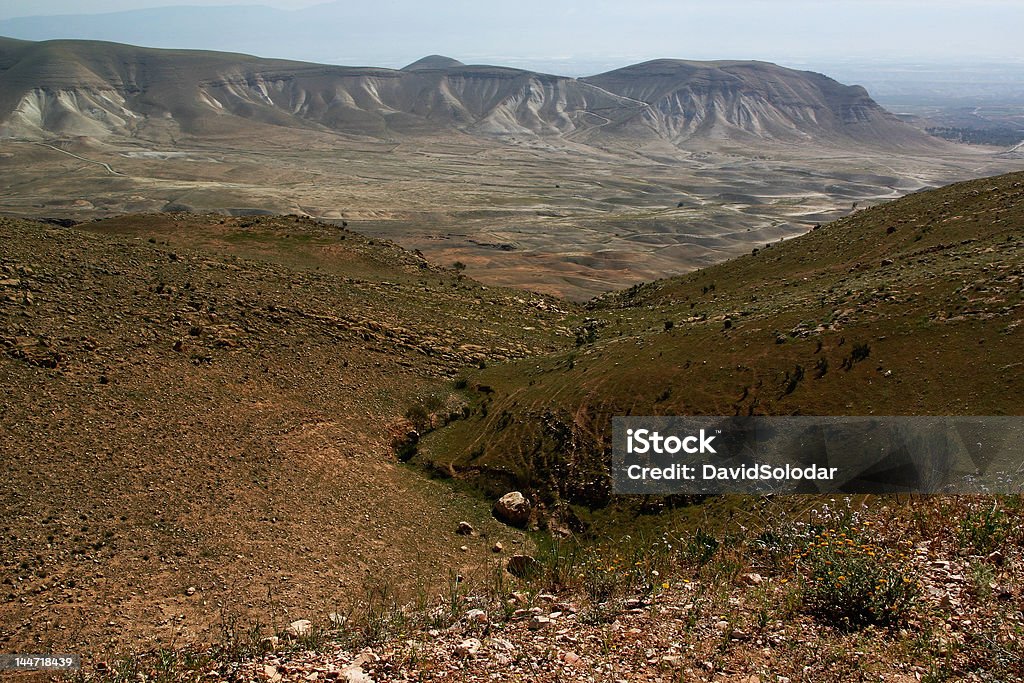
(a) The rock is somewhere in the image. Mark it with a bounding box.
[352,651,378,668]
[740,572,763,586]
[466,608,488,624]
[506,554,539,578]
[492,542,503,553]
[529,615,551,630]
[456,521,475,535]
[285,619,313,638]
[455,637,482,658]
[561,650,582,666]
[493,491,532,527]
[715,620,730,632]
[260,636,280,652]
[328,612,347,628]
[459,545,469,552]
[264,664,283,682]
[339,666,373,683]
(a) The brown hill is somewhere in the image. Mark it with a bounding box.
[0,212,576,652]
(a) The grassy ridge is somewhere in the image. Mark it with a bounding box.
[416,171,1024,516]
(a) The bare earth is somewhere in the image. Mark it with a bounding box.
[1,128,1018,299]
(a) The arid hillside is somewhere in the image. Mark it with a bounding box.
[0,213,575,652]
[0,171,1022,682]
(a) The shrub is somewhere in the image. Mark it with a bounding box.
[958,501,1010,553]
[796,527,917,630]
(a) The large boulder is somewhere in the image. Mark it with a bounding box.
[493,491,532,527]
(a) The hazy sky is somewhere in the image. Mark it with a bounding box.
[0,0,325,17]
[1,0,1023,71]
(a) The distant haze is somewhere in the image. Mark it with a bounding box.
[0,0,1022,71]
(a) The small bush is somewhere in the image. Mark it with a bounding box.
[683,528,719,567]
[796,527,917,630]
[958,501,1010,553]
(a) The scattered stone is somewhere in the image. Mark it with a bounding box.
[455,637,482,658]
[339,666,373,683]
[493,491,532,527]
[352,651,378,668]
[264,664,283,682]
[185,586,197,596]
[466,609,488,624]
[492,541,503,553]
[740,572,763,586]
[285,619,313,638]
[561,650,582,666]
[456,521,475,535]
[528,615,551,630]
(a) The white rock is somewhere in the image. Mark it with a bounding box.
[456,637,482,658]
[494,491,532,527]
[340,666,373,683]
[285,619,313,638]
[529,615,552,630]
[740,572,763,586]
